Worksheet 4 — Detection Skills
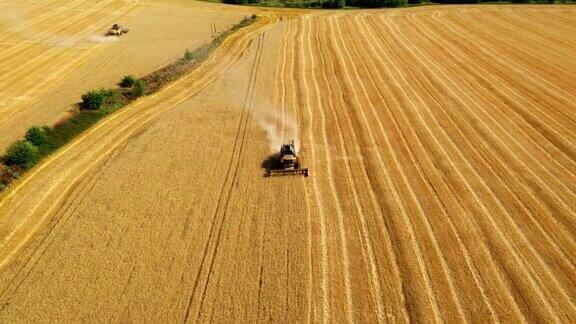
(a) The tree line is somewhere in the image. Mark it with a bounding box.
[223,0,408,7]
[224,0,562,8]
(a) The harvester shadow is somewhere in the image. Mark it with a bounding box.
[261,153,281,177]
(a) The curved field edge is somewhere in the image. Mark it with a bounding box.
[0,16,259,195]
[0,14,277,270]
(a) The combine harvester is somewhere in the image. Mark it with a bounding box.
[106,24,129,36]
[265,141,309,177]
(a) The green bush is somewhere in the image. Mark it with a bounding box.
[25,126,49,147]
[121,75,136,88]
[323,0,345,8]
[81,88,117,110]
[382,0,406,6]
[183,49,195,61]
[131,79,147,98]
[4,140,38,169]
[81,90,105,110]
[223,0,247,4]
[36,106,123,159]
[348,0,406,7]
[431,0,478,2]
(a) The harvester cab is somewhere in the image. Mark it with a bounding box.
[265,141,309,177]
[280,143,297,168]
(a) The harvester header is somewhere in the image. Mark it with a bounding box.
[265,141,309,177]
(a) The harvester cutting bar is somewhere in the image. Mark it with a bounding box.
[266,168,309,177]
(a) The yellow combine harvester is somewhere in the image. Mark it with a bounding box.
[265,141,309,177]
[106,24,129,36]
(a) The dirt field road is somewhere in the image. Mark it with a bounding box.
[0,0,245,151]
[0,4,575,322]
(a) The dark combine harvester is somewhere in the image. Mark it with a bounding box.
[265,141,309,177]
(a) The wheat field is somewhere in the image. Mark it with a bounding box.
[0,3,575,322]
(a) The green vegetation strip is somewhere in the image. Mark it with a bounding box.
[219,0,571,9]
[0,15,258,193]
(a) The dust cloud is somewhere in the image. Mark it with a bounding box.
[0,3,116,47]
[88,35,118,44]
[253,108,300,153]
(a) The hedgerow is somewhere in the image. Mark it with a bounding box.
[0,16,259,193]
[3,140,38,170]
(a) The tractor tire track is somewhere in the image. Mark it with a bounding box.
[380,13,573,321]
[335,15,470,322]
[364,12,528,321]
[311,15,408,322]
[327,14,448,322]
[294,16,332,323]
[402,13,576,262]
[183,30,268,323]
[303,16,356,323]
[394,13,569,308]
[410,14,576,219]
